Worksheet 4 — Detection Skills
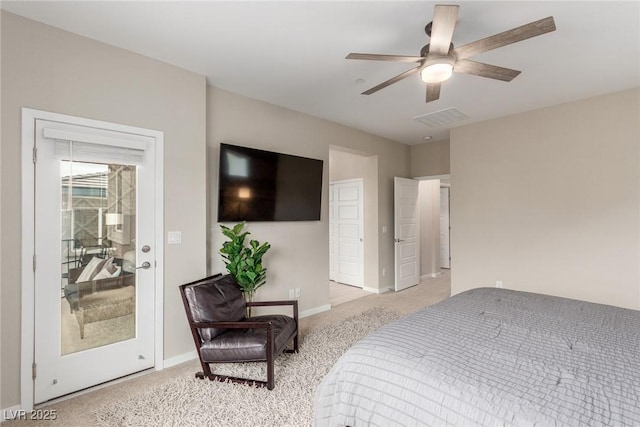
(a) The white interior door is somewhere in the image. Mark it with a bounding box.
[329,179,364,287]
[33,119,156,403]
[440,186,451,269]
[394,177,420,291]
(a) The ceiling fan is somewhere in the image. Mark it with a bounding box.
[346,4,556,103]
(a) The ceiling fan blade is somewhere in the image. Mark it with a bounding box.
[426,83,441,103]
[346,53,424,63]
[453,16,556,60]
[362,67,421,95]
[454,59,521,82]
[429,5,460,55]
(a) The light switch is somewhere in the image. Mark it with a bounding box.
[168,231,182,244]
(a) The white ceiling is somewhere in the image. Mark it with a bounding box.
[3,1,639,145]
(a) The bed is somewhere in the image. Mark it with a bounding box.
[315,287,640,426]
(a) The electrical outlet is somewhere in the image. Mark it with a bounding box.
[496,281,503,288]
[382,268,386,277]
[294,288,301,298]
[288,289,295,299]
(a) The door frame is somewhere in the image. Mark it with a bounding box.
[20,108,165,410]
[439,185,451,269]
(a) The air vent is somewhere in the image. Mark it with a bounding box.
[414,108,470,127]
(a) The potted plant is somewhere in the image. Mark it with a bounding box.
[219,222,271,316]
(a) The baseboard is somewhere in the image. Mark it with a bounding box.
[363,286,392,294]
[2,405,23,422]
[300,304,331,318]
[163,350,198,369]
[420,272,442,280]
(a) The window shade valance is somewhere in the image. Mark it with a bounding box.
[42,126,151,165]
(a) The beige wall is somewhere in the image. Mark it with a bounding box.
[410,139,450,177]
[451,88,640,309]
[207,87,410,310]
[329,148,374,182]
[329,149,379,289]
[0,12,207,408]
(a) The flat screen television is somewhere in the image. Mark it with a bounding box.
[217,143,323,222]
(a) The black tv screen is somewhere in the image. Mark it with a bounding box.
[218,143,323,222]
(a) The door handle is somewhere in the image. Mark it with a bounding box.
[395,238,405,243]
[136,261,151,270]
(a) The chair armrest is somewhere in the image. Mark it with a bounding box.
[247,300,297,307]
[247,300,298,323]
[192,320,271,330]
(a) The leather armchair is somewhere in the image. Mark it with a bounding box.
[179,274,298,390]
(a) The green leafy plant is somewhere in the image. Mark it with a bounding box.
[219,222,271,315]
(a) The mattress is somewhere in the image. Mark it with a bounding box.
[315,288,640,426]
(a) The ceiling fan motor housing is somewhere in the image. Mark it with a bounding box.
[420,42,455,58]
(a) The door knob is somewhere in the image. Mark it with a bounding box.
[136,261,151,270]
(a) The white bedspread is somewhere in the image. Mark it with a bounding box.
[315,288,640,426]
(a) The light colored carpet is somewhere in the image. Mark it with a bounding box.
[4,272,449,427]
[93,307,402,427]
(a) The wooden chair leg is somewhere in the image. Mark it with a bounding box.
[265,325,274,390]
[284,334,299,354]
[195,359,213,380]
[266,355,274,390]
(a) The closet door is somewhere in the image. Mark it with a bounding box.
[330,180,364,287]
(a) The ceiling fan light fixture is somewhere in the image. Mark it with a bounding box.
[420,57,455,83]
[345,6,556,103]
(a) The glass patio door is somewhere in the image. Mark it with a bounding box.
[33,119,156,403]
